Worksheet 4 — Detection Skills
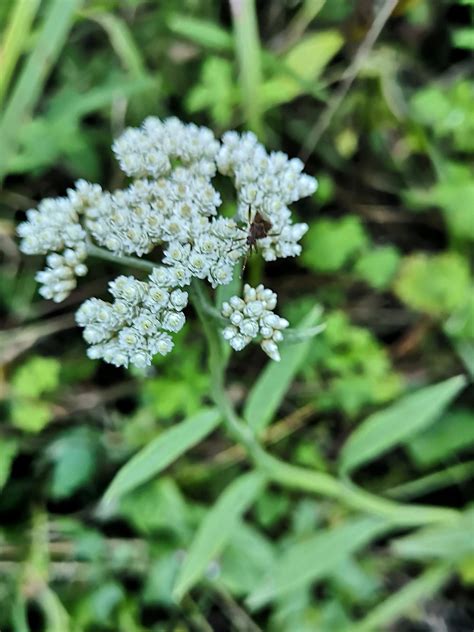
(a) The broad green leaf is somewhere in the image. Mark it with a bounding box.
[452,27,474,50]
[340,375,466,473]
[244,307,323,433]
[173,471,266,600]
[261,30,343,109]
[302,216,369,272]
[407,163,474,238]
[12,356,61,398]
[392,509,474,561]
[247,516,387,609]
[407,409,474,467]
[119,478,189,537]
[48,428,98,500]
[354,246,401,290]
[104,408,221,502]
[11,399,53,433]
[350,565,451,632]
[394,253,471,316]
[144,552,181,606]
[220,522,276,595]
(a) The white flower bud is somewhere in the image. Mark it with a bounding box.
[261,340,281,362]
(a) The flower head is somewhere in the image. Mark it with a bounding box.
[221,284,289,361]
[18,117,315,367]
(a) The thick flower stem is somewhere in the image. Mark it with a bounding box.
[86,242,156,272]
[190,279,460,527]
[190,280,460,526]
[190,280,263,460]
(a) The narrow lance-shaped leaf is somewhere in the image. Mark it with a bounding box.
[350,564,451,632]
[244,307,323,434]
[173,470,266,600]
[247,516,388,610]
[104,408,221,502]
[167,14,233,51]
[392,508,474,561]
[340,375,467,474]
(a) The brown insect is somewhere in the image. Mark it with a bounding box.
[237,207,275,272]
[223,207,277,274]
[245,210,273,253]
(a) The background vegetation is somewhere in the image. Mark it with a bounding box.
[0,0,473,630]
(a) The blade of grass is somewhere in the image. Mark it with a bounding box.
[230,0,263,136]
[0,0,83,177]
[0,0,40,105]
[81,11,145,77]
[386,461,474,500]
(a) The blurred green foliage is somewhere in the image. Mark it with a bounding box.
[0,0,473,631]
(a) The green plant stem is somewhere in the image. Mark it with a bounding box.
[190,279,459,527]
[0,0,40,106]
[86,242,156,272]
[190,280,263,460]
[230,0,263,136]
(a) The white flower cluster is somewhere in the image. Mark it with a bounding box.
[217,131,317,261]
[17,180,102,302]
[221,284,289,362]
[18,117,316,367]
[75,268,188,369]
[112,116,220,179]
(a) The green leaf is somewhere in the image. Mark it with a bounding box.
[84,12,145,77]
[261,30,343,109]
[244,307,323,434]
[302,216,369,272]
[0,0,40,104]
[186,56,236,127]
[0,0,83,176]
[394,253,471,316]
[351,565,451,632]
[48,428,99,499]
[104,408,221,502]
[220,522,276,595]
[340,375,467,473]
[386,461,474,501]
[407,409,474,467]
[354,246,401,290]
[10,399,53,433]
[0,438,18,490]
[144,552,181,606]
[12,356,61,398]
[167,14,233,51]
[247,516,387,609]
[392,509,474,561]
[173,471,266,600]
[452,27,474,50]
[119,478,189,537]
